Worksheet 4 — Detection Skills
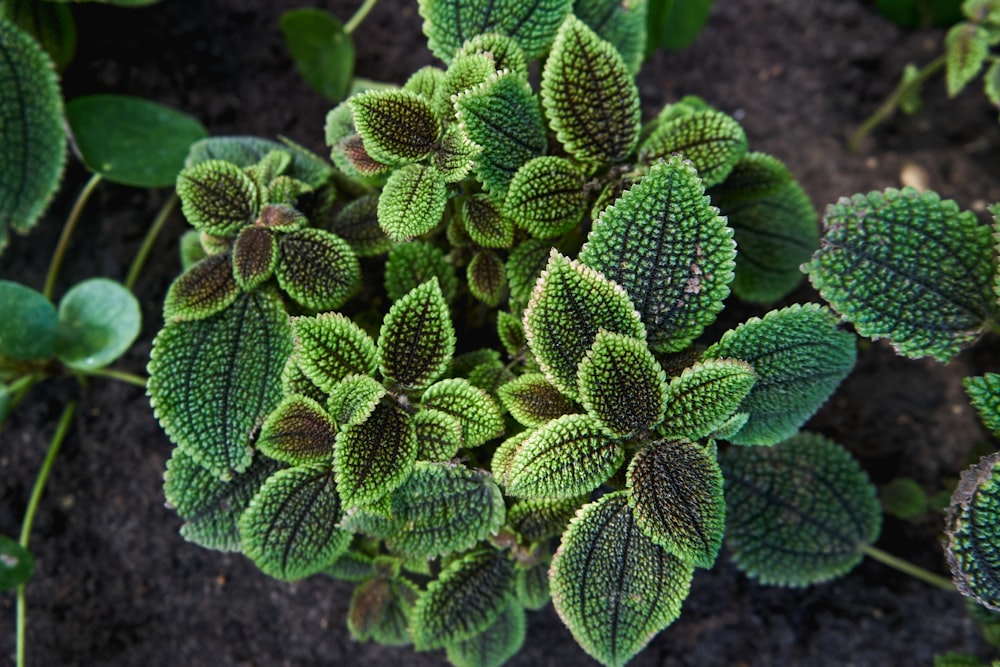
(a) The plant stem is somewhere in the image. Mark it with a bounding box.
[86,367,147,388]
[125,193,177,292]
[860,543,955,591]
[16,401,77,667]
[847,54,947,153]
[44,173,103,300]
[343,0,379,34]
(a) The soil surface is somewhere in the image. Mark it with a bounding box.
[3,1,1000,666]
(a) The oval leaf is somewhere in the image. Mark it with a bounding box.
[328,374,386,428]
[0,535,34,590]
[445,600,526,667]
[658,359,756,442]
[329,193,392,257]
[335,401,418,509]
[946,452,1000,611]
[258,394,338,466]
[504,156,587,239]
[384,240,458,303]
[378,278,456,391]
[498,372,574,428]
[55,278,141,371]
[232,225,277,290]
[163,252,239,322]
[348,577,420,646]
[965,374,1000,438]
[507,496,581,543]
[945,22,990,97]
[463,196,515,249]
[420,378,505,448]
[377,163,448,242]
[413,408,464,461]
[0,280,58,361]
[176,159,260,237]
[291,312,378,395]
[280,8,355,102]
[468,249,508,307]
[351,89,442,164]
[276,228,361,311]
[638,109,747,187]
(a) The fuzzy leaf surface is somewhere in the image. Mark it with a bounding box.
[573,0,647,74]
[186,135,332,189]
[550,491,695,667]
[352,89,441,164]
[468,250,508,307]
[638,110,747,187]
[231,226,276,290]
[445,600,526,667]
[335,402,417,509]
[384,241,458,303]
[377,163,448,241]
[504,156,587,239]
[498,372,574,428]
[721,432,882,587]
[435,123,481,182]
[275,228,360,311]
[420,378,505,447]
[463,196,515,249]
[327,374,385,427]
[291,313,378,395]
[455,32,529,80]
[258,394,338,466]
[55,278,141,371]
[579,158,734,352]
[965,374,1000,438]
[659,359,756,441]
[176,160,259,237]
[804,188,995,362]
[508,496,581,543]
[413,408,464,461]
[163,253,239,322]
[378,279,455,391]
[946,452,1000,611]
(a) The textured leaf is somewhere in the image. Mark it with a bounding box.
[506,239,553,307]
[384,241,458,303]
[965,374,1000,438]
[658,359,756,441]
[984,61,1000,109]
[578,331,667,438]
[627,439,725,567]
[325,550,375,582]
[240,465,350,581]
[3,0,76,71]
[946,452,1000,611]
[186,135,333,190]
[291,312,378,395]
[704,304,855,445]
[402,65,446,102]
[348,577,420,646]
[542,15,640,164]
[418,0,572,62]
[498,372,574,428]
[491,431,530,488]
[434,123,481,183]
[507,496,581,543]
[804,188,995,362]
[445,600,526,667]
[574,0,647,74]
[335,401,418,509]
[524,250,646,399]
[148,291,293,480]
[163,252,239,322]
[163,447,280,552]
[413,408,465,461]
[455,32,529,80]
[516,561,551,610]
[507,414,624,499]
[420,378,505,447]
[55,278,141,371]
[0,19,65,248]
[230,226,277,290]
[329,193,391,257]
[550,491,695,667]
[579,157,735,353]
[280,8,354,102]
[721,432,882,587]
[378,163,448,242]
[325,374,385,429]
[497,310,527,359]
[276,228,360,311]
[176,160,259,237]
[638,110,747,187]
[441,53,497,112]
[504,156,587,239]
[342,462,505,559]
[412,549,516,650]
[0,280,58,361]
[946,22,990,97]
[456,72,547,195]
[0,535,34,590]
[378,279,456,391]
[463,196,515,249]
[468,249,509,307]
[258,394,337,466]
[351,90,442,164]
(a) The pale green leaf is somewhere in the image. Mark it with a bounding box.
[445,600,526,667]
[351,89,442,164]
[335,401,417,509]
[258,394,338,466]
[638,109,747,187]
[498,372,574,428]
[163,253,239,322]
[378,279,456,391]
[0,280,57,361]
[176,160,259,237]
[984,61,1000,108]
[384,241,458,303]
[55,278,141,371]
[327,374,386,428]
[945,452,1000,611]
[658,359,756,442]
[468,249,509,307]
[291,312,378,395]
[377,163,448,242]
[276,228,361,311]
[965,374,1000,438]
[413,408,464,461]
[946,22,990,97]
[434,123,481,183]
[504,156,587,239]
[420,378,505,447]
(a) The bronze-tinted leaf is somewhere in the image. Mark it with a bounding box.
[232,225,278,290]
[163,252,239,322]
[276,228,361,311]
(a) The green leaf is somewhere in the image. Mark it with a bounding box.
[541,15,640,164]
[899,63,925,115]
[186,136,332,190]
[721,432,882,587]
[329,193,392,257]
[351,90,442,164]
[497,310,527,360]
[704,304,855,445]
[498,372,574,428]
[468,250,508,307]
[646,0,714,52]
[378,279,455,391]
[280,8,355,103]
[0,19,65,249]
[230,226,277,290]
[965,374,1000,438]
[456,72,547,196]
[0,280,58,361]
[412,549,516,650]
[454,32,529,80]
[504,156,588,239]
[148,291,293,480]
[579,157,735,353]
[507,496,581,543]
[434,123,481,183]
[0,535,34,590]
[3,0,76,71]
[348,577,420,646]
[627,439,725,567]
[377,163,448,242]
[258,394,338,466]
[658,359,756,441]
[418,0,572,62]
[445,600,526,667]
[984,61,1000,109]
[240,465,350,581]
[491,431,530,488]
[550,491,695,667]
[516,561,551,610]
[880,477,929,520]
[420,378,505,447]
[291,312,377,395]
[335,401,417,508]
[67,94,207,187]
[325,550,375,582]
[506,239,552,307]
[574,0,648,74]
[507,414,624,499]
[54,278,141,371]
[804,188,996,362]
[384,241,458,303]
[413,408,464,461]
[280,352,327,405]
[441,52,497,112]
[178,229,206,271]
[276,228,361,311]
[463,196,515,249]
[578,331,667,438]
[945,452,1000,612]
[163,252,239,322]
[342,462,506,559]
[946,22,990,97]
[402,65,446,102]
[638,110,747,188]
[163,447,280,552]
[176,160,259,237]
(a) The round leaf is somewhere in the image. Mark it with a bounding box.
[377,163,448,242]
[377,278,456,392]
[0,280,58,361]
[280,8,355,102]
[276,228,361,311]
[55,278,141,370]
[0,535,34,590]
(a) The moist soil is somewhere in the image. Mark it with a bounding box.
[3,1,1000,665]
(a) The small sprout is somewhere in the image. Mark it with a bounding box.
[0,535,35,590]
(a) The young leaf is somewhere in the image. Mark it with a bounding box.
[420,378,505,447]
[441,52,497,110]
[348,577,420,646]
[658,359,756,442]
[445,600,527,667]
[163,252,239,322]
[504,156,587,239]
[434,123,481,183]
[945,22,990,97]
[516,560,551,610]
[342,462,505,559]
[507,414,624,499]
[0,19,65,249]
[965,374,1000,438]
[550,491,695,667]
[498,372,574,428]
[351,89,442,164]
[257,394,338,466]
[176,160,260,237]
[329,193,392,257]
[335,401,418,509]
[276,228,361,311]
[403,65,446,102]
[412,549,516,650]
[163,447,280,552]
[468,250,508,307]
[186,135,333,190]
[577,331,667,438]
[721,432,882,587]
[231,225,277,290]
[523,250,646,399]
[327,374,386,427]
[0,280,58,361]
[55,278,141,371]
[638,110,747,187]
[804,188,996,362]
[507,496,581,543]
[325,550,375,582]
[239,465,351,581]
[463,196,515,249]
[703,304,856,446]
[148,291,293,480]
[0,534,34,590]
[291,312,378,395]
[377,163,448,242]
[384,241,458,303]
[378,279,456,391]
[455,32,529,80]
[413,408,464,461]
[945,452,1000,611]
[627,439,725,568]
[280,8,355,103]
[506,238,552,307]
[497,310,527,360]
[574,0,648,75]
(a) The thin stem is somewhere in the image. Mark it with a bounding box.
[86,367,147,388]
[16,401,77,667]
[860,543,956,591]
[343,0,379,34]
[847,54,947,153]
[125,193,177,292]
[44,174,103,300]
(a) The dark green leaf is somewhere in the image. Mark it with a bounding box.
[445,600,527,667]
[506,238,552,307]
[497,310,527,360]
[516,560,551,610]
[329,193,392,257]
[468,249,508,307]
[335,401,417,509]
[498,372,574,428]
[378,279,455,391]
[420,378,505,447]
[276,228,361,311]
[881,477,929,520]
[325,550,375,582]
[946,22,990,97]
[176,160,259,236]
[638,110,747,187]
[463,196,515,249]
[348,577,420,646]
[658,358,756,442]
[163,252,239,322]
[378,163,448,242]
[352,90,441,164]
[646,0,714,52]
[291,312,378,395]
[413,408,464,461]
[574,0,647,74]
[508,496,581,543]
[0,280,57,360]
[946,452,1000,611]
[0,535,34,590]
[384,241,458,303]
[55,278,141,371]
[504,156,587,239]
[231,226,277,290]
[280,8,355,102]
[258,394,338,466]
[965,374,1000,438]
[3,0,76,71]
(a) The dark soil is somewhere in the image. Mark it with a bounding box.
[3,0,1000,665]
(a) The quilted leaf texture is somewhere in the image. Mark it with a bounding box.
[377,279,456,392]
[946,452,1000,612]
